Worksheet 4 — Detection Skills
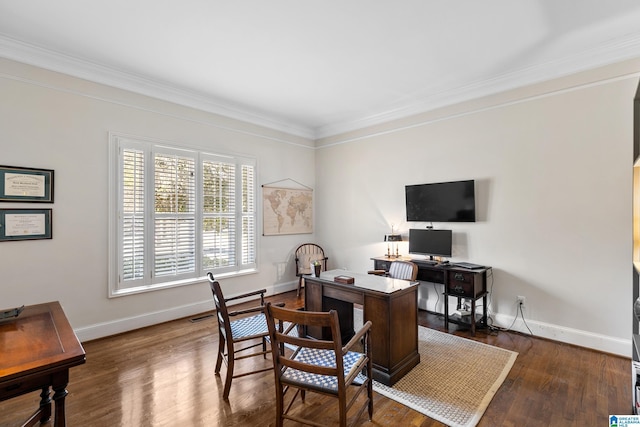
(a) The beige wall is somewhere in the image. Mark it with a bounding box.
[0,58,315,341]
[314,60,640,356]
[1,56,638,356]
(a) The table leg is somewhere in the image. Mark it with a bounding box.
[39,386,52,423]
[51,370,70,427]
[52,385,68,427]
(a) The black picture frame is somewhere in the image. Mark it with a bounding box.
[0,208,52,241]
[0,165,54,203]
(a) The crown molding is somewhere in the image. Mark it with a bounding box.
[0,35,316,140]
[314,31,640,139]
[3,31,640,142]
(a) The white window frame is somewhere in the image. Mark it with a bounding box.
[108,133,257,297]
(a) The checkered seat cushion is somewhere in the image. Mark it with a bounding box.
[282,347,366,392]
[228,313,269,340]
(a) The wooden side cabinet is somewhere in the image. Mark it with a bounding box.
[371,256,490,336]
[444,268,489,336]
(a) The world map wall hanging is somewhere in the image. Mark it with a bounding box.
[262,181,313,236]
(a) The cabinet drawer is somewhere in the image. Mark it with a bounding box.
[447,270,485,298]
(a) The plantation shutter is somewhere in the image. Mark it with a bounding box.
[121,146,146,284]
[153,151,196,278]
[110,133,257,296]
[201,155,256,273]
[241,164,256,266]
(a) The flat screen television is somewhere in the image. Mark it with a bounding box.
[408,229,452,259]
[405,179,476,222]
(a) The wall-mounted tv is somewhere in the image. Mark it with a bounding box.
[408,229,452,259]
[405,180,476,222]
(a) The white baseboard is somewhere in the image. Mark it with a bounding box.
[418,286,630,357]
[76,281,629,358]
[75,281,298,342]
[492,312,631,358]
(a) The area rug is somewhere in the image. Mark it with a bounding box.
[355,310,517,427]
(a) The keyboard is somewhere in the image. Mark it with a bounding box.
[452,262,486,270]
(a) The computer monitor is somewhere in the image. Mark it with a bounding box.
[408,229,452,259]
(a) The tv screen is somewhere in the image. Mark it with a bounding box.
[405,180,476,222]
[408,229,452,258]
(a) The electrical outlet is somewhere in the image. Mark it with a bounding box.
[517,295,526,306]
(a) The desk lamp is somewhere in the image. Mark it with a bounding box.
[385,234,402,258]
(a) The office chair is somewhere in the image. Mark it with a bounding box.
[368,260,418,281]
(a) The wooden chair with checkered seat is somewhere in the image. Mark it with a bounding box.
[264,302,373,427]
[208,272,280,400]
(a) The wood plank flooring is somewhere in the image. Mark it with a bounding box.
[0,291,631,426]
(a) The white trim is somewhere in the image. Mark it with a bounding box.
[74,280,298,342]
[3,31,640,140]
[318,71,640,148]
[314,32,640,138]
[492,312,631,358]
[0,35,315,140]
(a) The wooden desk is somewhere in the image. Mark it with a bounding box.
[304,270,420,386]
[0,301,86,427]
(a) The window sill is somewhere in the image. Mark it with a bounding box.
[109,268,258,298]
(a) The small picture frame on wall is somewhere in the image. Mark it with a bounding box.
[0,165,54,203]
[0,209,52,241]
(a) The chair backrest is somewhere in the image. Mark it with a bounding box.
[388,260,418,281]
[208,272,232,340]
[295,243,328,275]
[265,304,345,382]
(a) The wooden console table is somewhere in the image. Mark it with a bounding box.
[372,257,491,336]
[0,301,86,427]
[304,270,420,386]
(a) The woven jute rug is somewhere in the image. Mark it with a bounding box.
[355,310,517,427]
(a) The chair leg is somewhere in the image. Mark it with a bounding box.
[367,379,373,420]
[275,384,284,427]
[222,347,234,400]
[296,276,302,296]
[262,336,267,359]
[339,395,347,427]
[215,335,225,374]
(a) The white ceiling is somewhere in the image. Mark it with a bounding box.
[2,1,640,139]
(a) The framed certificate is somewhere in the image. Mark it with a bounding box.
[0,165,54,203]
[0,209,52,241]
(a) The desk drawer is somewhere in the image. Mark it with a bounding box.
[323,286,364,305]
[374,259,393,271]
[447,271,485,298]
[1,376,49,401]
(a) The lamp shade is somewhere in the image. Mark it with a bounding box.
[385,234,402,242]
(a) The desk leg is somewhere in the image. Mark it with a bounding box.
[444,293,449,331]
[470,299,476,336]
[482,294,488,329]
[39,386,52,423]
[52,371,69,427]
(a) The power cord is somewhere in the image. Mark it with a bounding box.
[481,268,533,336]
[489,295,534,336]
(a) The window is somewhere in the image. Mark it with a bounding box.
[109,134,257,296]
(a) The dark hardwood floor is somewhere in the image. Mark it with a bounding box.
[0,290,631,426]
